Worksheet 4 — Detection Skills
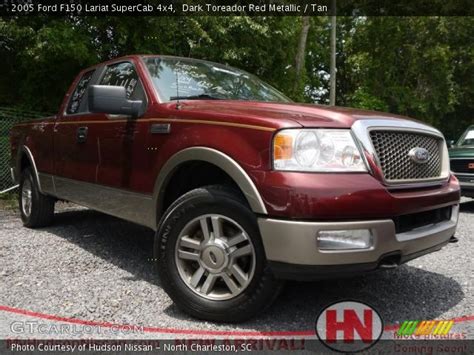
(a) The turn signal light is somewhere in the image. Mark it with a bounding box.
[273,133,293,160]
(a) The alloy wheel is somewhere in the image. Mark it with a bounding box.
[175,214,256,300]
[21,179,32,217]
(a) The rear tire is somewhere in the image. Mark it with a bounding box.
[19,167,55,228]
[155,185,282,322]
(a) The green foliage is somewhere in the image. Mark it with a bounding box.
[0,17,99,111]
[343,17,473,137]
[0,16,472,137]
[350,88,388,112]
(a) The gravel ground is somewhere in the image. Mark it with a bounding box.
[0,198,473,336]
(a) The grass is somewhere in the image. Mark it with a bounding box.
[0,191,18,211]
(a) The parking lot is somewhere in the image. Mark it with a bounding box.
[0,198,473,338]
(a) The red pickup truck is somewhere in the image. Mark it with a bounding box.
[9,55,460,322]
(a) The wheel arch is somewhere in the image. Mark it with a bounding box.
[153,147,267,220]
[17,145,44,193]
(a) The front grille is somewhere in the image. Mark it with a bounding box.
[450,159,474,174]
[370,130,442,182]
[393,206,451,234]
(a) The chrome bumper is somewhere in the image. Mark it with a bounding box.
[454,173,474,196]
[456,174,474,188]
[460,181,474,188]
[258,205,459,266]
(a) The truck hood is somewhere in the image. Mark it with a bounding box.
[170,100,422,128]
[449,146,474,158]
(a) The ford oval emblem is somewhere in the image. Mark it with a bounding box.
[408,147,430,164]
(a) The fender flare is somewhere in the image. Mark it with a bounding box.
[17,145,44,194]
[153,147,268,218]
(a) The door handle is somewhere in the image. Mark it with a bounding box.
[77,126,88,143]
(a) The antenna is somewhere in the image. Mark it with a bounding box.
[173,20,181,110]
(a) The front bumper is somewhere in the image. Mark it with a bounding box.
[455,173,474,197]
[259,205,459,280]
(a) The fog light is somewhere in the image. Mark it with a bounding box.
[317,229,373,250]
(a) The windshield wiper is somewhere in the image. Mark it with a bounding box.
[169,94,222,101]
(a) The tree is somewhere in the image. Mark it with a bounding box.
[329,1,336,105]
[294,16,310,95]
[0,16,472,136]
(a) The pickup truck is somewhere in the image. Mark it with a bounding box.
[9,55,460,322]
[449,125,474,197]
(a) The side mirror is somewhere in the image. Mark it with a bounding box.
[447,140,455,148]
[88,85,145,118]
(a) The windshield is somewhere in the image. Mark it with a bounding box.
[457,127,474,147]
[143,56,291,103]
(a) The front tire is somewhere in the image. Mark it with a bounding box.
[155,185,282,322]
[19,167,55,228]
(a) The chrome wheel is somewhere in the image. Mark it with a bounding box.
[21,179,32,217]
[175,214,256,301]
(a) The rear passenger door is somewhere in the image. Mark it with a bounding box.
[94,61,149,191]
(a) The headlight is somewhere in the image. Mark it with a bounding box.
[273,129,367,172]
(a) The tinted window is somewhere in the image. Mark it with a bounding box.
[100,62,145,101]
[459,128,474,147]
[143,56,291,103]
[67,70,94,114]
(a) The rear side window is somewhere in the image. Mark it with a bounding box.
[66,70,95,114]
[100,62,146,101]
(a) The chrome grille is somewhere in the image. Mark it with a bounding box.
[370,130,442,182]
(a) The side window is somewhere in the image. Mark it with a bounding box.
[100,62,146,102]
[66,70,95,114]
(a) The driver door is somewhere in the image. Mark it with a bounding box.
[94,60,149,191]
